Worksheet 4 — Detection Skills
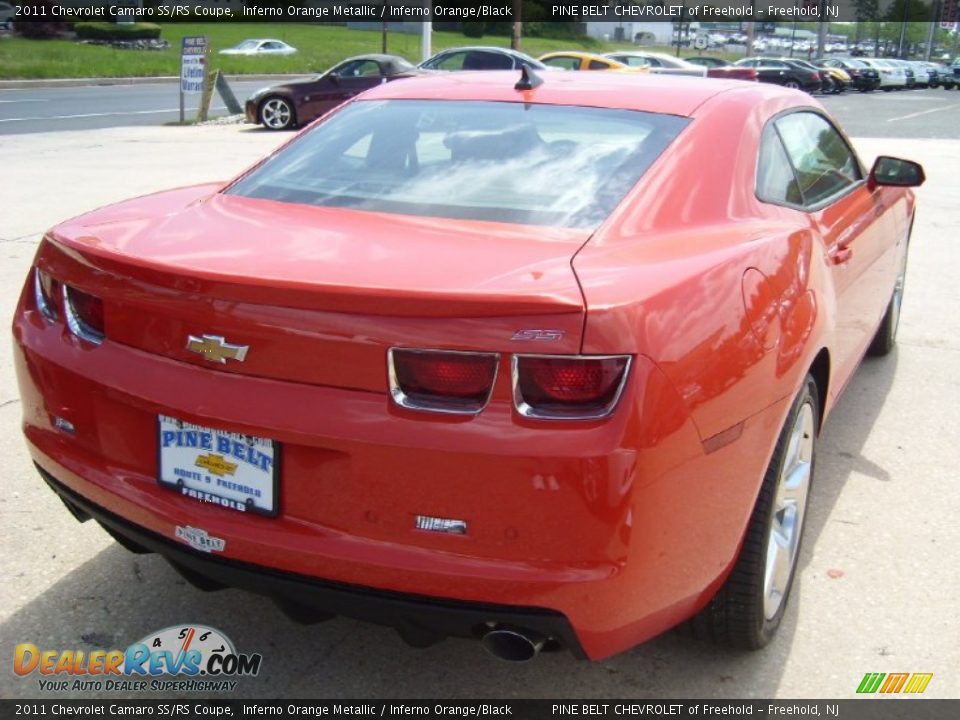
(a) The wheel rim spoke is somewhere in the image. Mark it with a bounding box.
[763,402,814,620]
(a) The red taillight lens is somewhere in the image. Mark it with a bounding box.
[64,285,104,344]
[34,268,61,321]
[514,355,630,420]
[390,348,498,414]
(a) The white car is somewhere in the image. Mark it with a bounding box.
[0,1,15,30]
[860,58,907,90]
[603,51,707,77]
[219,39,298,57]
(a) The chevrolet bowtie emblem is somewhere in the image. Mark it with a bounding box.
[186,335,249,364]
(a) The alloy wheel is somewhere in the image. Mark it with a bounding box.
[261,98,294,130]
[763,400,814,620]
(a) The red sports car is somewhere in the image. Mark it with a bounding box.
[13,71,923,661]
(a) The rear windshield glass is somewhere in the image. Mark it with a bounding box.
[227,99,688,228]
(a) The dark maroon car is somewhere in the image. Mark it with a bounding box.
[245,54,422,130]
[685,56,758,82]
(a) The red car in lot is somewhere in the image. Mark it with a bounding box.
[13,71,923,661]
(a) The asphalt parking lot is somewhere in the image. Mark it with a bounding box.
[1,89,958,700]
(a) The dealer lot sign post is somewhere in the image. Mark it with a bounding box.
[180,35,208,123]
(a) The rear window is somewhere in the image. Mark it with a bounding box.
[227,99,688,229]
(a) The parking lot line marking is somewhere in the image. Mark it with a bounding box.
[0,106,229,123]
[887,104,960,122]
[0,99,49,104]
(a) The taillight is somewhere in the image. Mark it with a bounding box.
[513,355,631,420]
[389,348,498,414]
[33,268,61,322]
[63,285,104,345]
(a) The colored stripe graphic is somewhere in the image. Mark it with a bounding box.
[857,673,885,693]
[880,673,909,693]
[903,673,934,694]
[857,672,933,694]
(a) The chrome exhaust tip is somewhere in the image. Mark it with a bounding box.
[481,627,546,662]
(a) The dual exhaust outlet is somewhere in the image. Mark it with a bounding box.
[480,626,548,662]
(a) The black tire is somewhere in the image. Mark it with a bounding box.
[684,376,819,649]
[783,80,800,90]
[258,96,296,131]
[868,245,908,357]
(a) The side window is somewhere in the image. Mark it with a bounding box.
[543,56,581,71]
[757,124,803,206]
[775,112,863,207]
[432,52,466,71]
[463,51,513,70]
[588,59,610,70]
[336,60,381,78]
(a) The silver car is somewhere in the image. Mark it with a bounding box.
[603,51,707,77]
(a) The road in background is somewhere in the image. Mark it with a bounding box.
[0,79,272,134]
[1,81,959,136]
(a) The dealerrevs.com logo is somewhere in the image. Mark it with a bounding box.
[14,625,262,693]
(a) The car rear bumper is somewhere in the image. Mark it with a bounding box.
[37,463,586,657]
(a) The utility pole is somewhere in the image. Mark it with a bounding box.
[746,18,755,58]
[511,0,522,50]
[898,0,910,58]
[421,13,431,62]
[924,0,940,61]
[817,1,828,59]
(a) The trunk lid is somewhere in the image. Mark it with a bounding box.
[42,185,588,392]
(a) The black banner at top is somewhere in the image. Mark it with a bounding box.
[8,0,957,24]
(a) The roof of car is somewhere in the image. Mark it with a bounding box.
[339,54,415,74]
[356,70,778,117]
[541,51,615,61]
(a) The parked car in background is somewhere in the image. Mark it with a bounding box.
[785,58,846,94]
[419,46,550,72]
[220,39,298,56]
[538,51,645,73]
[0,1,16,30]
[887,60,916,88]
[14,69,924,662]
[685,56,758,82]
[245,54,421,130]
[859,59,907,90]
[922,62,956,89]
[734,57,822,93]
[815,58,880,92]
[603,51,706,77]
[907,61,934,88]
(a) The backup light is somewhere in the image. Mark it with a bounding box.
[389,348,498,415]
[513,355,631,420]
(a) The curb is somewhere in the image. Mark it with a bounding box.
[0,74,308,90]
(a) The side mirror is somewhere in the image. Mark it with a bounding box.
[868,156,925,189]
[328,73,340,85]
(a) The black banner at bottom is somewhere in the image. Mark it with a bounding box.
[2,700,958,720]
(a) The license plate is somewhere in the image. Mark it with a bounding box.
[157,415,278,516]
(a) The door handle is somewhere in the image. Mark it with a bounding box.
[829,246,853,264]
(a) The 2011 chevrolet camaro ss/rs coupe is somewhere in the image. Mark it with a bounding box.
[12,71,923,662]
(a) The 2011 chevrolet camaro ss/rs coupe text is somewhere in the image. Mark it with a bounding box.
[13,70,923,661]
